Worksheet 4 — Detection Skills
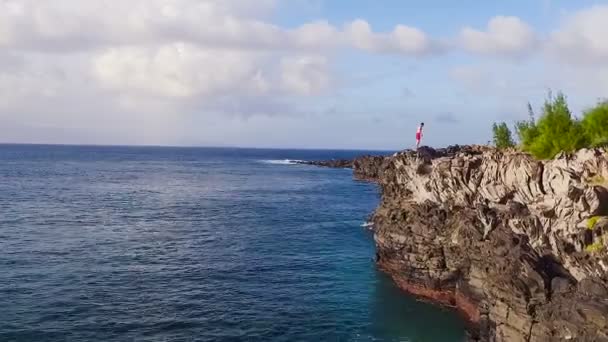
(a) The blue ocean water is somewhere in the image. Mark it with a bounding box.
[0,144,465,342]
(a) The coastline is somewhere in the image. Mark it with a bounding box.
[309,144,608,341]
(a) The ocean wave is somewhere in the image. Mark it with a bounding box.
[259,159,305,165]
[361,221,374,229]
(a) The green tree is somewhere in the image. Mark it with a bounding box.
[582,101,608,147]
[515,103,539,150]
[517,92,588,159]
[492,122,515,149]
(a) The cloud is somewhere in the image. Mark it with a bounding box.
[0,0,345,133]
[0,0,444,124]
[0,0,439,56]
[0,53,81,110]
[280,55,330,95]
[548,5,608,66]
[345,19,442,55]
[450,6,608,118]
[0,51,25,74]
[2,0,608,148]
[93,44,269,99]
[459,16,537,57]
[291,21,339,49]
[392,24,440,55]
[0,0,288,52]
[0,0,441,145]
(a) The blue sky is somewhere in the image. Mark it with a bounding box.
[279,0,603,32]
[0,0,607,149]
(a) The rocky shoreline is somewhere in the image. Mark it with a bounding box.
[295,159,353,168]
[308,145,608,341]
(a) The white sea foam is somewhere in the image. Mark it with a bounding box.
[361,221,374,228]
[260,159,304,165]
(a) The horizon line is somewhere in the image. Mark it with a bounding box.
[0,141,399,153]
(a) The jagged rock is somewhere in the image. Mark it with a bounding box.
[356,146,608,341]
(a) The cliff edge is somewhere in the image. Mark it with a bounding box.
[354,145,608,341]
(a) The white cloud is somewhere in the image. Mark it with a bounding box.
[460,16,537,57]
[449,6,608,122]
[291,21,340,49]
[0,0,343,136]
[0,0,439,56]
[391,25,437,55]
[281,55,330,95]
[93,44,268,99]
[0,54,80,110]
[0,0,285,51]
[548,5,608,66]
[3,0,608,148]
[345,20,376,50]
[345,19,440,55]
[0,0,443,128]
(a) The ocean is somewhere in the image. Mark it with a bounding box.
[0,144,465,342]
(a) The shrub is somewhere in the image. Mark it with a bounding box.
[492,122,515,149]
[496,92,608,159]
[515,102,540,150]
[515,119,539,151]
[581,101,608,148]
[516,92,588,159]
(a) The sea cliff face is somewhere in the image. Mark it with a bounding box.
[352,146,608,341]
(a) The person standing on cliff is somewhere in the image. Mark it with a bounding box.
[415,122,424,149]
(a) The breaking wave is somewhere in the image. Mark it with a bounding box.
[260,159,305,165]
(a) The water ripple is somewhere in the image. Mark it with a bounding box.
[0,145,465,342]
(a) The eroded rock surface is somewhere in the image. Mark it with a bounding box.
[357,145,608,341]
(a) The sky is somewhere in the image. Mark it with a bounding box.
[1,0,608,150]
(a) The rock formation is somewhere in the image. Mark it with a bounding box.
[295,159,353,168]
[350,145,608,341]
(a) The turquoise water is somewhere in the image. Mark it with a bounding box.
[0,145,465,341]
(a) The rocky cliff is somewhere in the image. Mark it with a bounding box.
[352,146,608,341]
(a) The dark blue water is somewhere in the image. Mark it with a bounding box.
[0,144,465,342]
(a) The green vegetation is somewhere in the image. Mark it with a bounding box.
[492,122,515,149]
[587,216,601,230]
[514,103,540,151]
[516,92,588,159]
[581,101,608,148]
[492,92,608,159]
[587,175,608,187]
[585,241,604,254]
